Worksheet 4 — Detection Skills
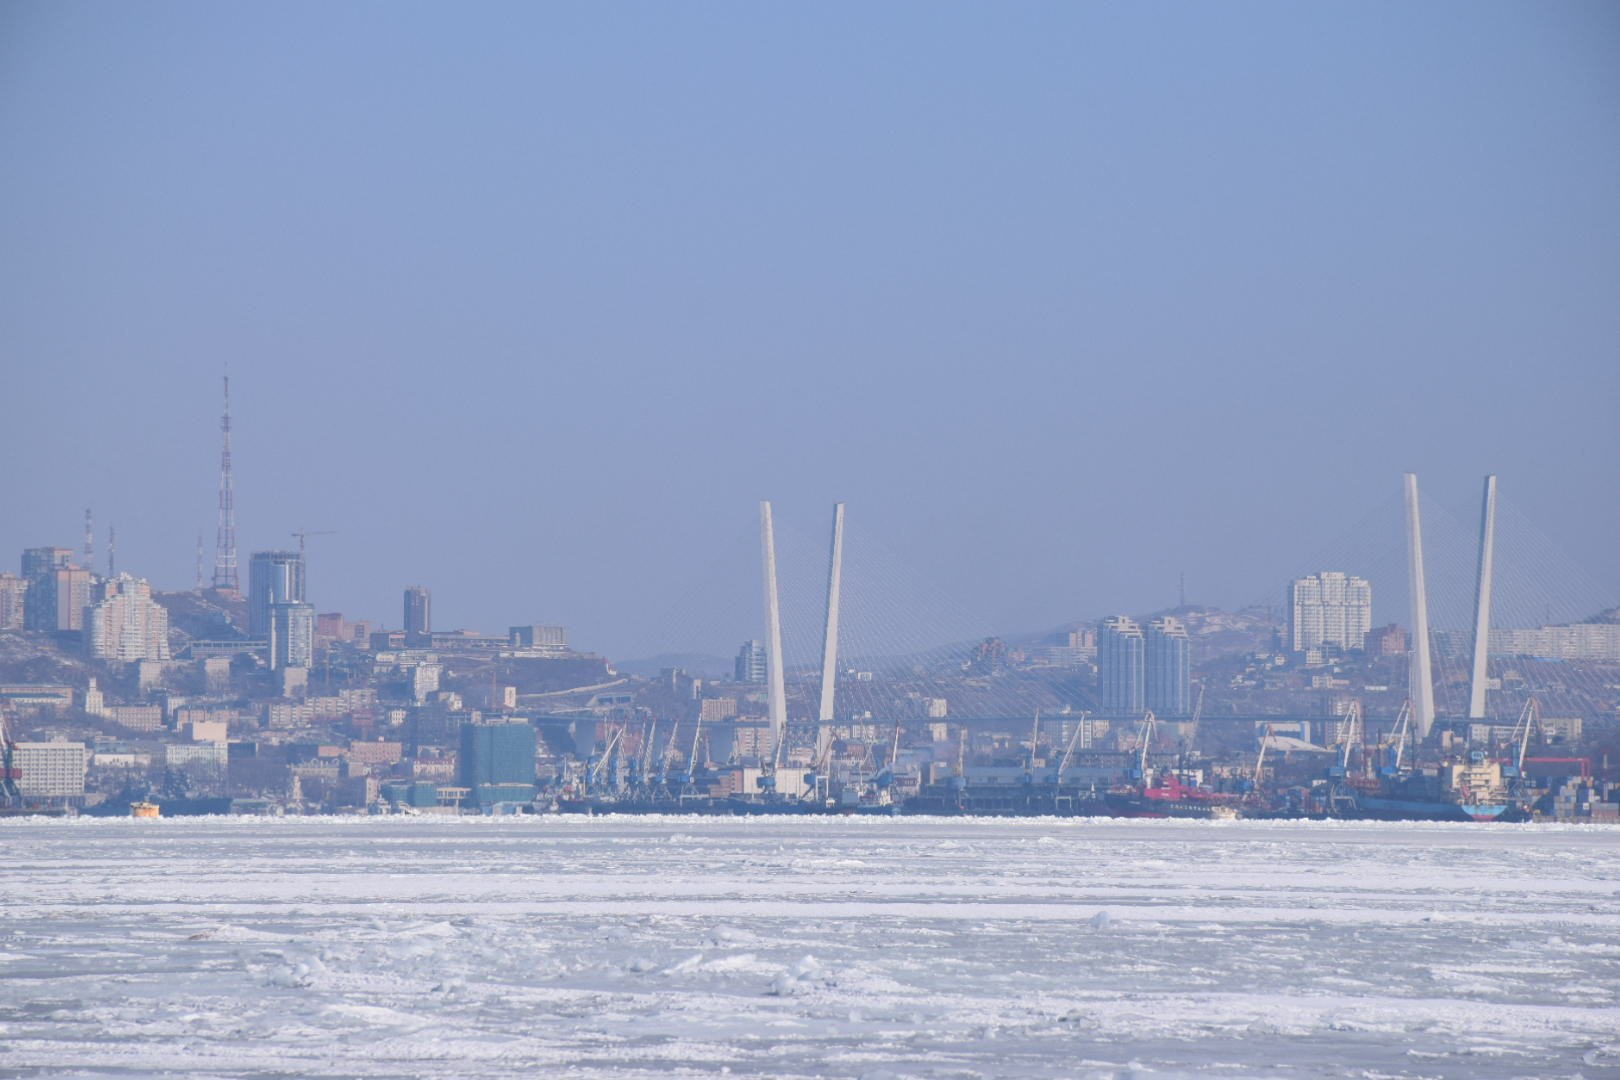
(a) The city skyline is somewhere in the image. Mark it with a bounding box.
[3,4,1616,659]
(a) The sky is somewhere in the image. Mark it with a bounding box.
[2,2,1617,661]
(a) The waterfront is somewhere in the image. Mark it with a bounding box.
[2,817,1617,1078]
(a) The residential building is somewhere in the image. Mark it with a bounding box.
[1288,572,1372,653]
[247,551,305,638]
[1364,623,1407,656]
[458,719,537,806]
[734,640,767,684]
[1489,623,1620,662]
[268,602,315,670]
[0,572,27,629]
[509,624,567,650]
[85,574,171,662]
[403,585,431,646]
[1098,616,1145,715]
[21,546,73,582]
[13,741,87,801]
[1145,616,1191,716]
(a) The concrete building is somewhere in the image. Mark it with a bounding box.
[85,574,171,663]
[458,719,537,806]
[0,572,26,629]
[26,563,94,633]
[247,551,305,638]
[1288,572,1372,653]
[734,640,767,684]
[1364,623,1407,656]
[509,625,567,651]
[403,586,431,646]
[1098,616,1145,715]
[13,741,87,802]
[268,602,315,670]
[21,546,73,582]
[1145,616,1191,716]
[1489,623,1620,662]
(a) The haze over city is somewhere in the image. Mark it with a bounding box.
[3,2,1617,660]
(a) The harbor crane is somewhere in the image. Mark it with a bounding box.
[0,709,22,808]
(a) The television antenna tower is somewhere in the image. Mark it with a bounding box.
[212,375,239,593]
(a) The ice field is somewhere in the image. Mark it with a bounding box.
[1,816,1617,1079]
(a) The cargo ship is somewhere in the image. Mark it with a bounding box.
[1345,753,1528,823]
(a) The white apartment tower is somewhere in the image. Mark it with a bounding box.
[1289,572,1372,653]
[85,574,171,663]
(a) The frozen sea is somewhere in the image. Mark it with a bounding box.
[1,817,1617,1079]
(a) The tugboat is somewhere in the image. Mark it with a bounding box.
[1104,711,1242,820]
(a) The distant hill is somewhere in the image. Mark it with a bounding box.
[0,629,93,686]
[154,590,246,644]
[615,653,734,680]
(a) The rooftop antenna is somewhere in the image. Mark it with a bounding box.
[195,535,205,591]
[83,509,94,570]
[1178,571,1186,609]
[107,525,116,578]
[212,374,239,594]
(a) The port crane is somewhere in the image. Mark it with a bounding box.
[1130,711,1158,782]
[1051,711,1091,813]
[0,708,22,808]
[1380,701,1413,778]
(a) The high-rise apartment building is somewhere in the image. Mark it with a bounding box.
[85,575,171,663]
[27,566,94,633]
[268,602,315,670]
[403,585,431,645]
[1145,616,1191,715]
[1098,616,1146,715]
[21,546,73,582]
[21,548,84,632]
[248,551,305,638]
[734,640,767,684]
[0,572,27,629]
[458,719,537,806]
[1289,572,1372,653]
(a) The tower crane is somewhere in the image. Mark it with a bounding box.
[290,529,337,560]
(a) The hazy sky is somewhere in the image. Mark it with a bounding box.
[3,2,1617,660]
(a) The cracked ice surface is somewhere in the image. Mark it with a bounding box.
[1,817,1617,1079]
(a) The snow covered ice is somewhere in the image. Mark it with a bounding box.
[2,817,1617,1079]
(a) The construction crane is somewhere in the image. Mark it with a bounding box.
[290,529,337,560]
